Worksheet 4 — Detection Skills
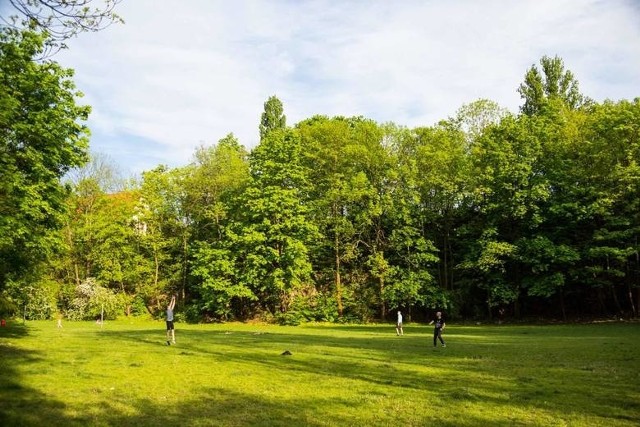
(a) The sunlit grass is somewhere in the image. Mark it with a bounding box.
[1,319,639,426]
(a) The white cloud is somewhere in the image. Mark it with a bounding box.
[56,0,640,175]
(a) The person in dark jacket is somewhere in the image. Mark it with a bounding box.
[428,311,446,347]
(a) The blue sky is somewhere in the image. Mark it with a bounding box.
[14,1,640,176]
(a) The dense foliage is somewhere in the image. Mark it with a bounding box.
[0,31,638,323]
[0,29,90,311]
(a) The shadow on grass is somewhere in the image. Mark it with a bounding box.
[0,322,491,427]
[2,322,639,426]
[0,322,69,426]
[0,384,525,427]
[76,387,352,426]
[98,325,640,425]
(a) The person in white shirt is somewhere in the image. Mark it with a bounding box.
[166,295,176,345]
[396,310,404,336]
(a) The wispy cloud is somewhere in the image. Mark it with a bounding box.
[56,0,640,175]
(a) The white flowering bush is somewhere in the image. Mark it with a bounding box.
[66,278,124,320]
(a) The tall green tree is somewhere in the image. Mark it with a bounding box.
[298,116,362,317]
[298,116,400,319]
[186,134,248,242]
[188,134,251,319]
[0,29,90,291]
[137,166,190,308]
[463,114,551,317]
[378,124,440,316]
[233,128,317,315]
[259,95,286,141]
[452,99,508,151]
[53,153,126,287]
[578,99,640,316]
[518,55,586,116]
[413,123,471,294]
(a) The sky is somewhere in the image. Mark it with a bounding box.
[13,1,640,176]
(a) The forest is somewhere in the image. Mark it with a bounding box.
[1,28,639,324]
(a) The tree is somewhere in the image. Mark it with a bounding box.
[0,29,90,291]
[55,154,129,288]
[2,0,123,56]
[378,124,440,315]
[188,134,251,319]
[137,166,189,307]
[452,99,509,150]
[578,99,640,316]
[233,128,318,315]
[259,95,286,141]
[463,114,551,317]
[413,123,471,294]
[186,134,249,242]
[65,151,125,194]
[297,116,363,317]
[518,55,587,116]
[298,116,402,319]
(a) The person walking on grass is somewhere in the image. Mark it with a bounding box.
[429,311,446,347]
[166,295,176,345]
[396,310,404,336]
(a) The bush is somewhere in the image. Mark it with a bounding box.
[274,292,341,325]
[183,304,203,323]
[0,294,17,318]
[66,278,125,320]
[25,282,58,320]
[3,278,59,320]
[275,310,305,326]
[130,295,148,316]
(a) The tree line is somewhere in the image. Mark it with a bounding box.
[1,28,639,323]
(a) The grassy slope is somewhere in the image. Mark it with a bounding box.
[0,319,639,426]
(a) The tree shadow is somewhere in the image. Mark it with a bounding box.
[3,322,639,425]
[0,322,69,426]
[78,387,353,426]
[99,324,640,422]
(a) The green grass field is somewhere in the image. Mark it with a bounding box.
[0,319,638,426]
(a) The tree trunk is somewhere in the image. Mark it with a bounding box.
[182,232,188,300]
[597,287,606,315]
[442,232,448,290]
[379,276,386,320]
[154,249,159,290]
[447,227,454,291]
[635,241,639,318]
[335,233,343,317]
[74,263,81,286]
[611,285,622,316]
[627,285,636,318]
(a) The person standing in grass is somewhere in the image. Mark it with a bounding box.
[396,310,404,336]
[166,295,176,345]
[428,311,446,347]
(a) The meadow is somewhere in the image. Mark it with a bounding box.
[0,319,638,426]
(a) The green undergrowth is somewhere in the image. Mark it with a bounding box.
[0,319,638,426]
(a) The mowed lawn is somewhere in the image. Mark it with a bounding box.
[0,319,639,426]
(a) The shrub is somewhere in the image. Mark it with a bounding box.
[0,294,17,318]
[66,278,125,320]
[3,278,59,320]
[129,295,148,316]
